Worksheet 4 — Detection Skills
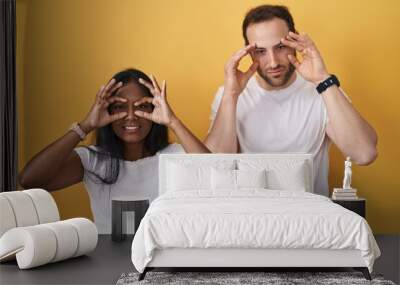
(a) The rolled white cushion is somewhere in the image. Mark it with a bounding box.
[23,189,60,223]
[0,192,39,227]
[0,189,98,269]
[63,218,98,257]
[42,221,79,262]
[0,195,17,237]
[0,226,57,269]
[0,219,98,269]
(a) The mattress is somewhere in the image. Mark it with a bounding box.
[131,189,380,273]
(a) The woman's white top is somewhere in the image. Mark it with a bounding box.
[74,143,184,234]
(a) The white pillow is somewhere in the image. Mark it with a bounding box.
[237,169,267,188]
[166,159,236,192]
[238,159,309,191]
[211,169,267,190]
[266,164,307,191]
[211,168,236,190]
[167,162,210,191]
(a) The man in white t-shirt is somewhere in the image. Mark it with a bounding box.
[205,5,378,196]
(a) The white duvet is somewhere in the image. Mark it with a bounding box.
[131,190,380,273]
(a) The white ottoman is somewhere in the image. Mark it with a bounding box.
[0,189,98,269]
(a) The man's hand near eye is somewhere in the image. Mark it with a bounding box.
[281,31,330,84]
[79,78,128,134]
[224,44,259,98]
[203,45,259,153]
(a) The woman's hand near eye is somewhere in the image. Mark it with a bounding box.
[136,75,177,127]
[79,79,128,133]
[137,75,210,154]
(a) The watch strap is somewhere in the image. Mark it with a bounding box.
[316,74,340,94]
[69,122,87,140]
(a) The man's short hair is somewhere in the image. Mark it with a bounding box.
[242,5,296,45]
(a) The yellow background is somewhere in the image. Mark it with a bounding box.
[16,0,400,233]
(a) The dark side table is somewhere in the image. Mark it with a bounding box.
[332,198,366,218]
[111,196,149,242]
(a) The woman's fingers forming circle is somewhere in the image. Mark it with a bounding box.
[134,110,152,120]
[96,85,106,100]
[138,78,157,96]
[108,81,123,95]
[107,96,127,105]
[104,78,116,92]
[134,96,154,107]
[161,80,166,98]
[150,75,161,94]
[102,80,122,99]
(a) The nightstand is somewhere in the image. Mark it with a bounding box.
[332,198,366,218]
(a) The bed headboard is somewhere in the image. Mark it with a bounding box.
[159,153,314,195]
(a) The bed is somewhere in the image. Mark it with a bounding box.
[131,153,380,280]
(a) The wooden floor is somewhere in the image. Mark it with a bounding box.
[0,235,398,284]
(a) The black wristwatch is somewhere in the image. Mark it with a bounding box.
[316,74,340,94]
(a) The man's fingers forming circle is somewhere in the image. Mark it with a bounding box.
[288,54,301,69]
[226,52,244,71]
[288,31,303,41]
[282,38,305,52]
[232,47,251,61]
[228,44,255,71]
[244,61,259,77]
[289,32,313,47]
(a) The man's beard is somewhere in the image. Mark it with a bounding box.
[257,63,295,88]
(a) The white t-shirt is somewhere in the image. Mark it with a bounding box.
[210,73,331,196]
[74,143,184,234]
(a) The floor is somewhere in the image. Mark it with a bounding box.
[0,235,398,285]
[374,235,400,284]
[0,235,134,285]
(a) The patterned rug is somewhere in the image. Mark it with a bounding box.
[116,271,396,285]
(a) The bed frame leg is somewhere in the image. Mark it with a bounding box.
[354,267,371,280]
[138,268,148,281]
